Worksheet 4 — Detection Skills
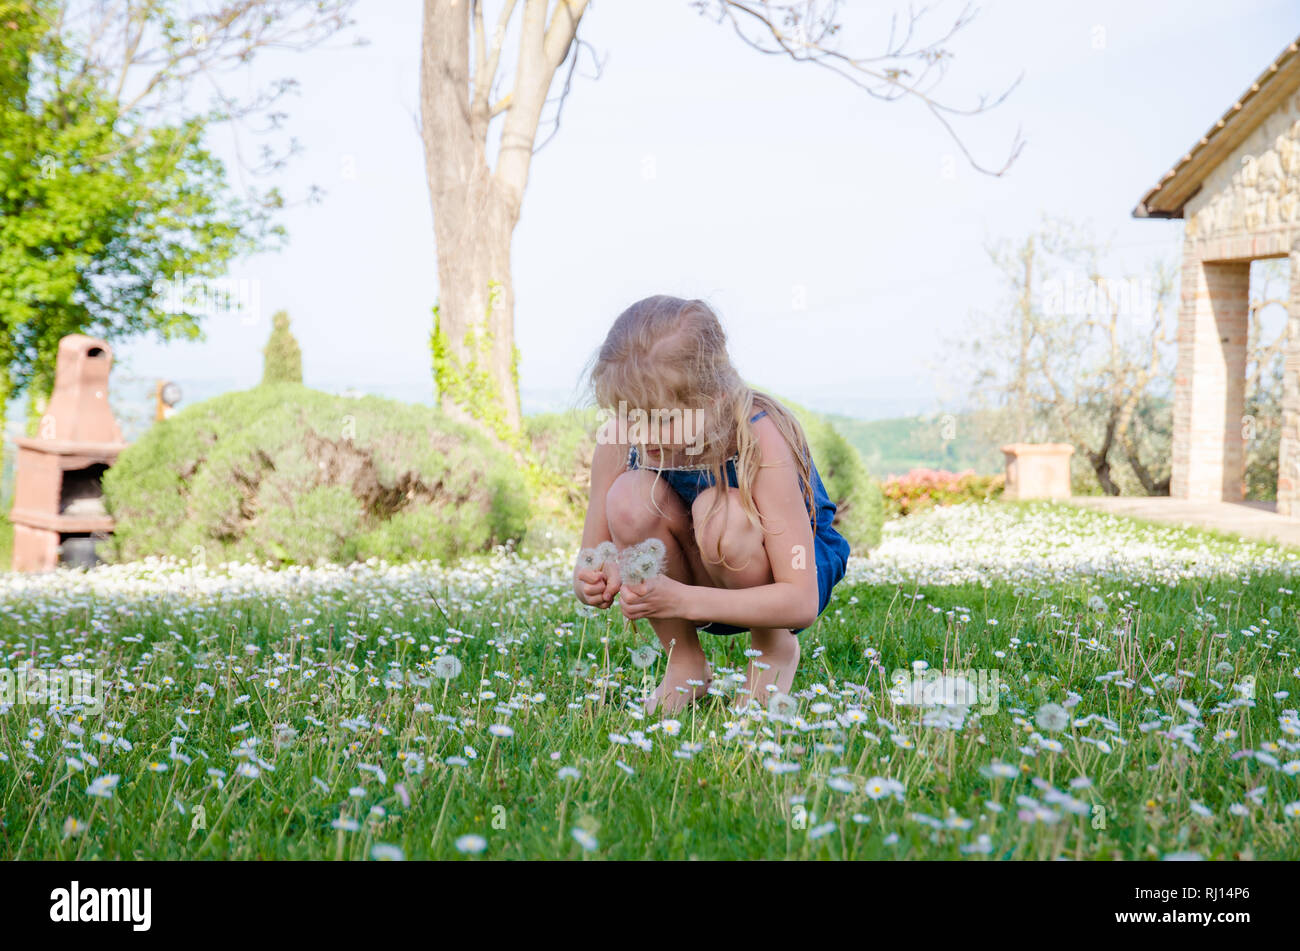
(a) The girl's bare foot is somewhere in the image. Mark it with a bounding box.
[741,629,800,706]
[645,656,712,715]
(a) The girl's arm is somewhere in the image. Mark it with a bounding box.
[623,417,821,630]
[580,439,624,549]
[574,439,626,608]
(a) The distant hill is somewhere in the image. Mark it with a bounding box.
[825,412,1004,479]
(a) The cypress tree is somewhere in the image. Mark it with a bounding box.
[262,310,303,384]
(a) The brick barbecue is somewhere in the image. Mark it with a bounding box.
[9,334,127,571]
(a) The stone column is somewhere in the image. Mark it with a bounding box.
[1171,252,1250,502]
[1277,246,1300,515]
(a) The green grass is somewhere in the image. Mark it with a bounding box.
[2,550,1297,860]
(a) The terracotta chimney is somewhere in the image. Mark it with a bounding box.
[42,334,123,443]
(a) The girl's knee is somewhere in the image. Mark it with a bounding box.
[692,487,763,569]
[606,470,675,540]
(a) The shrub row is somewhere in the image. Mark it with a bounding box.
[105,385,886,565]
[881,467,1005,516]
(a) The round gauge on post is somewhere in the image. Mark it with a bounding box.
[156,380,183,420]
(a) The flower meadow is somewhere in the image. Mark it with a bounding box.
[2,501,1300,860]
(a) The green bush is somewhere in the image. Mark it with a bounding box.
[0,513,12,571]
[520,407,598,553]
[773,395,886,551]
[103,383,528,565]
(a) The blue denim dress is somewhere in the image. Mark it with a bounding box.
[625,410,851,635]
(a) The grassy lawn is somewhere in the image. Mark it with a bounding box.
[1,502,1298,860]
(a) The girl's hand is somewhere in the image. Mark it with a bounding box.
[575,562,622,609]
[574,568,610,608]
[619,575,693,622]
[602,559,623,605]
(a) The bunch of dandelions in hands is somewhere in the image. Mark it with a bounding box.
[575,538,667,586]
[617,537,667,584]
[576,541,618,575]
[575,539,669,695]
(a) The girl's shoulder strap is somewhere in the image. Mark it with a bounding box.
[749,409,769,423]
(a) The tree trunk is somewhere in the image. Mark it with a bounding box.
[420,1,521,437]
[420,0,585,441]
[1016,237,1033,443]
[1085,411,1122,496]
[1084,449,1118,495]
[1123,440,1171,496]
[428,174,523,439]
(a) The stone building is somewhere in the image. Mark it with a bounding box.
[1135,36,1300,513]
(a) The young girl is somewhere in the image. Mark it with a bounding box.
[573,295,851,714]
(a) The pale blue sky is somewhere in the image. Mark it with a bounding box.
[109,0,1300,420]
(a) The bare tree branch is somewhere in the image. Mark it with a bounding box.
[534,33,604,154]
[48,0,364,190]
[472,0,519,116]
[693,0,1024,175]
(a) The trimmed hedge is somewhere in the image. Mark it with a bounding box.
[103,384,529,565]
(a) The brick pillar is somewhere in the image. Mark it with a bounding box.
[1172,252,1250,502]
[1277,248,1300,515]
